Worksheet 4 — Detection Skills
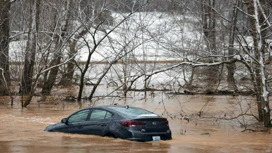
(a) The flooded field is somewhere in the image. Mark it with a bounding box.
[0,93,272,153]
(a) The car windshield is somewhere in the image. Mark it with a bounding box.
[109,106,157,117]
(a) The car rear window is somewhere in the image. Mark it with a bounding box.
[109,107,157,117]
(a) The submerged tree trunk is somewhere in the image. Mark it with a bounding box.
[41,0,71,94]
[41,52,62,94]
[22,0,41,107]
[58,41,77,87]
[21,0,40,96]
[0,0,11,95]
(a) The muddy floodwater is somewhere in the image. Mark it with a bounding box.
[1,93,272,153]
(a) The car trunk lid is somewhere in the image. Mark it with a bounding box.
[120,117,169,132]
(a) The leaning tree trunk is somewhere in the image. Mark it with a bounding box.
[59,41,77,87]
[21,0,40,96]
[22,0,41,107]
[41,0,71,94]
[41,53,62,94]
[0,0,11,95]
[59,26,89,87]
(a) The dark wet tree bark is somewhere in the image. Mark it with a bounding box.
[58,26,89,87]
[201,0,218,92]
[58,41,77,87]
[22,0,41,107]
[227,0,239,93]
[0,0,11,95]
[202,0,216,52]
[77,37,95,101]
[21,0,40,96]
[41,51,62,94]
[41,0,71,94]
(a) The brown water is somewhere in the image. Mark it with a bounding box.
[0,94,272,153]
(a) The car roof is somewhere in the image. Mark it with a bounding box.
[85,105,159,119]
[85,105,138,110]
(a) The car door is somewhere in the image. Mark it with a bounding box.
[61,109,91,134]
[84,109,113,135]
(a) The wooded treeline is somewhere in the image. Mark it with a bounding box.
[0,0,272,127]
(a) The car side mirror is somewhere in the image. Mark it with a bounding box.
[61,118,68,125]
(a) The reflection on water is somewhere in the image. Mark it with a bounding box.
[0,93,272,153]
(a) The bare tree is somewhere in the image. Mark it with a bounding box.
[0,0,11,95]
[58,0,112,87]
[243,0,271,127]
[74,1,150,101]
[21,0,41,97]
[201,0,220,92]
[227,0,239,93]
[41,0,72,94]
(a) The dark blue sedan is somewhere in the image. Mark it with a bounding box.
[44,105,172,141]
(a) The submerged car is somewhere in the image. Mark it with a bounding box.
[44,105,172,141]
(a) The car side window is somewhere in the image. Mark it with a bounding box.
[68,109,90,123]
[89,109,112,120]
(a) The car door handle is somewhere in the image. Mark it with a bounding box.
[101,124,107,127]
